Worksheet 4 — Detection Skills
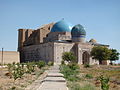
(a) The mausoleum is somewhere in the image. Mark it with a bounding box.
[18,19,109,65]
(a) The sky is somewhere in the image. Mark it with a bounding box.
[0,0,120,61]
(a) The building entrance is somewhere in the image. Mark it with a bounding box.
[82,51,90,64]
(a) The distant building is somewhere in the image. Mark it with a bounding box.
[18,19,109,65]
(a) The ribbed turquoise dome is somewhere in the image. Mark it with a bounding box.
[51,19,73,32]
[71,24,86,37]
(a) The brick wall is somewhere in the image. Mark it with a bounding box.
[0,51,20,64]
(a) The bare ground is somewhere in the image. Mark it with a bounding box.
[0,66,48,90]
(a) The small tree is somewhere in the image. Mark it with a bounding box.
[91,46,111,64]
[109,49,119,64]
[62,52,77,63]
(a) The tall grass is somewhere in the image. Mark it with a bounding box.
[68,82,96,90]
[60,64,80,81]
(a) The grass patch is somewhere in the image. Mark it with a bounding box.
[85,74,93,79]
[61,65,120,90]
[84,64,91,68]
[60,64,80,81]
[68,82,96,90]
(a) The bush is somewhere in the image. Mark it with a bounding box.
[84,64,90,68]
[7,63,13,74]
[26,62,35,73]
[60,64,80,81]
[37,61,46,69]
[85,74,93,79]
[68,63,79,70]
[5,61,47,81]
[62,52,77,63]
[61,60,65,65]
[6,63,25,80]
[6,63,13,78]
[99,75,109,90]
[67,75,79,81]
[48,61,54,66]
[12,63,25,80]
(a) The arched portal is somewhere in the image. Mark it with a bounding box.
[82,51,90,64]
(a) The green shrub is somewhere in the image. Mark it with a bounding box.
[99,75,109,90]
[12,63,25,80]
[67,75,79,81]
[21,63,25,70]
[84,64,90,68]
[62,52,77,63]
[7,63,13,74]
[12,63,18,80]
[60,65,79,81]
[61,60,65,65]
[37,61,46,69]
[17,63,24,78]
[70,83,81,90]
[26,62,35,73]
[85,74,93,79]
[68,63,79,70]
[48,61,54,66]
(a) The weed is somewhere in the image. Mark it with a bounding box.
[68,63,79,70]
[68,82,96,90]
[69,82,81,90]
[6,63,13,78]
[60,64,79,81]
[12,63,24,80]
[26,62,35,73]
[7,63,12,73]
[99,75,109,90]
[48,61,54,66]
[37,61,46,69]
[84,64,90,68]
[61,60,65,65]
[85,74,93,79]
[81,84,96,90]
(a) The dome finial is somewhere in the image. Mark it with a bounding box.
[89,39,97,43]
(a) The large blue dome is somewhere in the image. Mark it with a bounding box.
[71,24,86,37]
[51,19,73,32]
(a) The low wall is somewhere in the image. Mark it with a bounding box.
[0,51,20,64]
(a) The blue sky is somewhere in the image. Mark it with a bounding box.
[0,0,120,59]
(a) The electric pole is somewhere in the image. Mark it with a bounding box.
[1,48,3,66]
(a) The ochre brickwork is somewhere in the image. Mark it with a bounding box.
[0,51,20,64]
[18,23,54,52]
